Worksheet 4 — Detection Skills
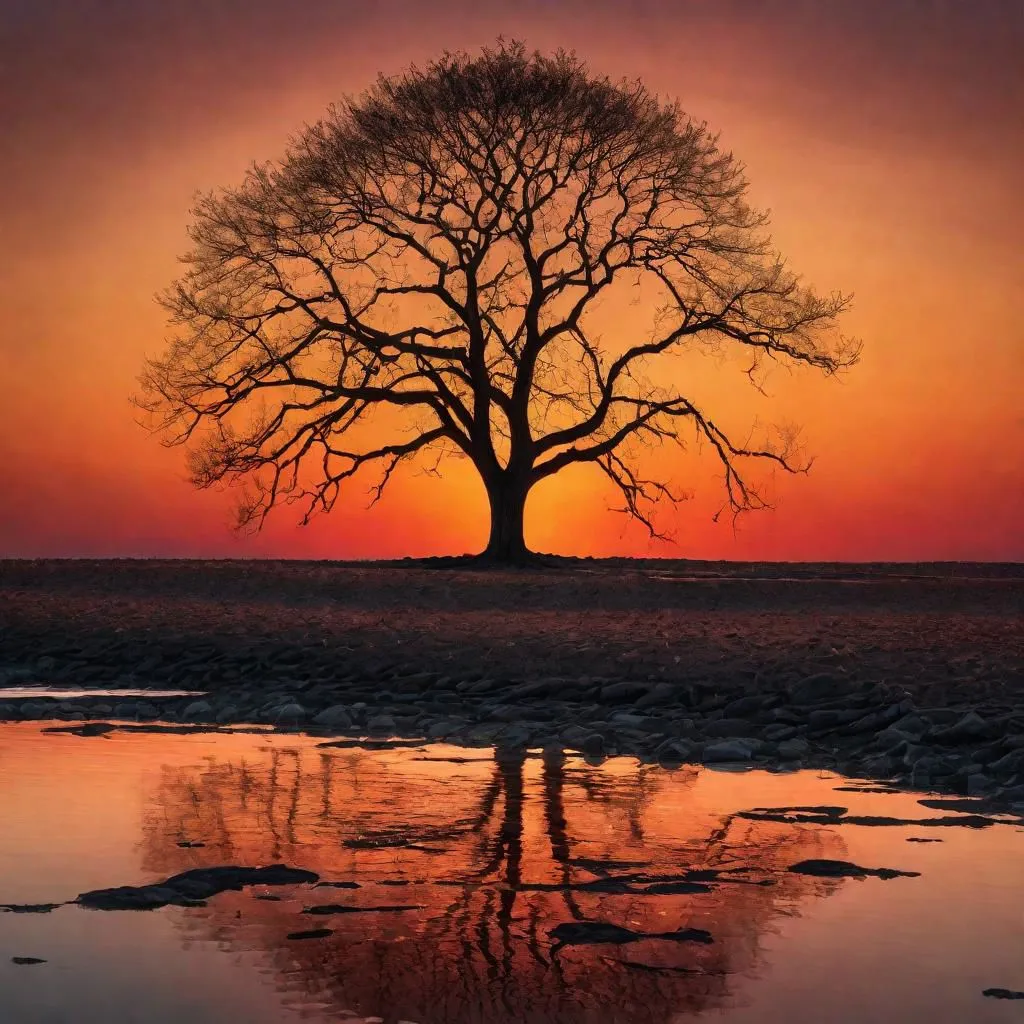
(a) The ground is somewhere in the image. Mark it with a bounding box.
[0,558,1022,802]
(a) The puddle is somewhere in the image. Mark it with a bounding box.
[0,687,203,700]
[0,723,1022,1023]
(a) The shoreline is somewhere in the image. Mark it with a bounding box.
[2,559,1022,810]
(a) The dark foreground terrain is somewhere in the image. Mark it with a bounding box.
[1,558,1022,805]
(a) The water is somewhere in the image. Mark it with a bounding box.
[1,724,1022,1024]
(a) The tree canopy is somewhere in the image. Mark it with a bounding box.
[138,41,859,561]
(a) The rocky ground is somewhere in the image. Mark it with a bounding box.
[1,558,1022,807]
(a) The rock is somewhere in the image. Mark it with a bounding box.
[181,700,213,721]
[581,733,605,756]
[20,702,47,718]
[790,673,852,705]
[1,903,62,914]
[703,739,756,763]
[0,704,21,719]
[35,655,56,673]
[312,705,353,729]
[989,749,1024,776]
[367,714,396,735]
[11,957,47,965]
[599,681,651,703]
[702,718,757,738]
[778,737,810,759]
[655,739,693,768]
[763,723,797,741]
[966,773,995,796]
[807,709,865,731]
[77,864,319,910]
[549,921,713,952]
[983,989,1024,1000]
[113,703,139,719]
[722,694,774,717]
[287,928,333,940]
[787,859,920,880]
[215,705,239,723]
[135,702,160,719]
[934,712,992,744]
[634,682,678,709]
[273,702,306,724]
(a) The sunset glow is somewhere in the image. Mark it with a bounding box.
[2,0,1021,560]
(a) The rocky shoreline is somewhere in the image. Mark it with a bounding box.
[1,559,1022,810]
[3,663,1024,811]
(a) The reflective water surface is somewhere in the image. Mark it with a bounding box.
[1,724,1022,1023]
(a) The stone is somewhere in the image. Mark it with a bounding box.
[790,673,852,705]
[78,865,319,910]
[722,694,774,717]
[966,773,994,796]
[273,702,306,724]
[655,739,693,768]
[703,739,756,763]
[989,749,1024,776]
[778,737,810,759]
[702,718,757,738]
[934,712,992,744]
[581,733,605,756]
[182,700,213,721]
[787,859,919,880]
[367,714,396,735]
[599,681,651,703]
[312,705,353,729]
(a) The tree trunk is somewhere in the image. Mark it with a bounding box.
[483,477,530,563]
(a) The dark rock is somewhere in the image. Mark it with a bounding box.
[906,838,942,843]
[703,739,756,763]
[42,722,117,737]
[367,714,396,735]
[581,733,605,756]
[787,859,920,880]
[312,705,353,729]
[702,718,757,738]
[272,702,306,724]
[314,881,361,889]
[549,921,714,952]
[11,957,47,965]
[933,712,993,744]
[176,841,205,849]
[983,989,1024,1000]
[778,737,810,758]
[722,694,775,717]
[181,700,213,721]
[656,739,693,768]
[989,749,1024,775]
[287,928,333,940]
[790,673,853,705]
[77,864,319,910]
[600,681,651,703]
[1,903,62,914]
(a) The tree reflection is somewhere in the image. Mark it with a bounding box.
[141,740,846,1024]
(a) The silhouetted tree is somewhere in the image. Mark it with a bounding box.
[138,41,859,562]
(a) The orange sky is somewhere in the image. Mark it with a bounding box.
[1,0,1021,560]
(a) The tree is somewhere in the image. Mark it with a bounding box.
[138,41,859,563]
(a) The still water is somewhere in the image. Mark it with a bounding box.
[1,724,1022,1023]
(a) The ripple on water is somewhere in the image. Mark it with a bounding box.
[0,723,1021,1024]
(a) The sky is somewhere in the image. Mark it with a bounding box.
[1,0,1021,561]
